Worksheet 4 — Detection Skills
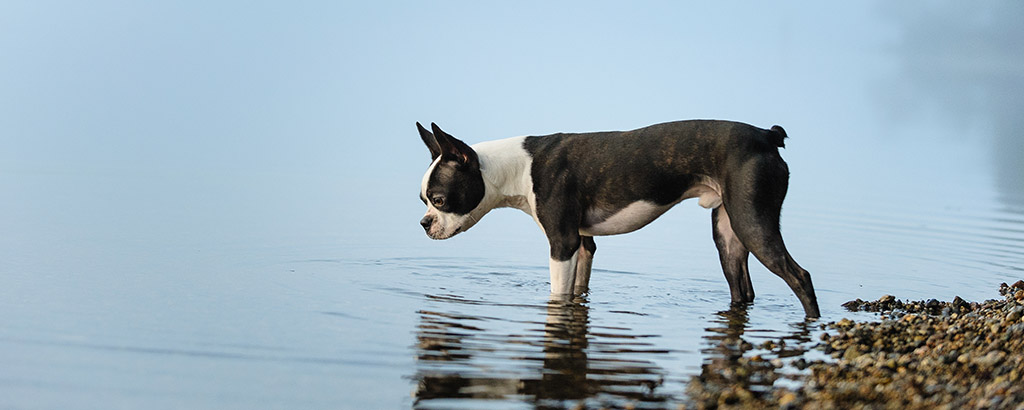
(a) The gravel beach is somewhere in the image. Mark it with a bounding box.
[687,280,1024,409]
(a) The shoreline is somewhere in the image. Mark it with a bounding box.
[687,280,1024,409]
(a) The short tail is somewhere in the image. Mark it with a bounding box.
[768,125,788,148]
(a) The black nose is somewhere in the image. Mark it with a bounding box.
[420,215,433,231]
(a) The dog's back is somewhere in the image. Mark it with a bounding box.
[523,120,788,209]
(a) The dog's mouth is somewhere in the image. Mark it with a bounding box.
[427,226,461,240]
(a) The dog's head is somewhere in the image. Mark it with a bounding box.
[417,122,486,240]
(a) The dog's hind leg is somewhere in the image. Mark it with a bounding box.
[711,207,754,304]
[725,159,821,318]
[574,236,596,293]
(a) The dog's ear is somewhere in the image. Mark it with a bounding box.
[431,123,479,169]
[417,122,441,160]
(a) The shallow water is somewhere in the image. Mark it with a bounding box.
[3,2,1024,409]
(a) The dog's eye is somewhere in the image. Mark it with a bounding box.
[431,197,445,207]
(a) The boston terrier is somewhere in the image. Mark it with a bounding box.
[417,120,820,317]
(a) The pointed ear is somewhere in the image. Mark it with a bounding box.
[417,122,441,160]
[431,123,479,168]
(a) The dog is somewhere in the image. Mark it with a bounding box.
[416,120,820,317]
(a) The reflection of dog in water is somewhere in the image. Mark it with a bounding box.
[412,296,669,405]
[688,307,813,406]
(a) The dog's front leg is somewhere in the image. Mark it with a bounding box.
[549,249,578,295]
[545,233,582,296]
[536,197,583,296]
[574,236,596,293]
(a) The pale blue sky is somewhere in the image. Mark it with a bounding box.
[1,2,891,175]
[1,1,1021,243]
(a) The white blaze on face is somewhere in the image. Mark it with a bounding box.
[419,158,478,240]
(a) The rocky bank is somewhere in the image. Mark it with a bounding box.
[687,280,1024,409]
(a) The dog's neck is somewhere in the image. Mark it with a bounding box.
[472,136,534,216]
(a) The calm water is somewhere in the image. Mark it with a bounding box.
[2,2,1024,410]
